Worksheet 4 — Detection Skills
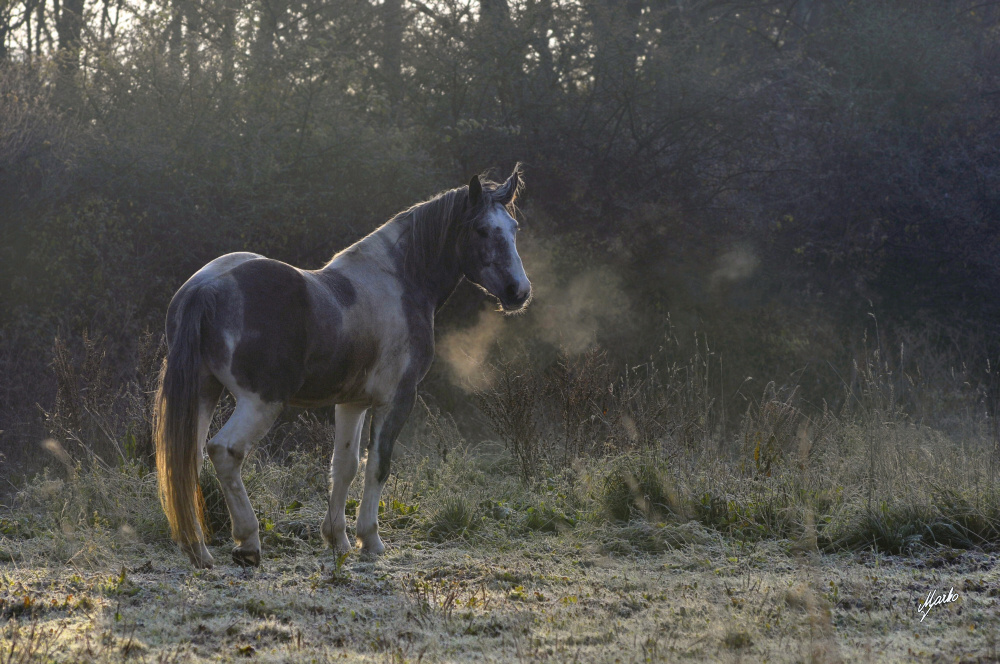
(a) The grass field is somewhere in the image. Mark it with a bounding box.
[4,340,1000,662]
[3,431,1000,663]
[2,525,1000,663]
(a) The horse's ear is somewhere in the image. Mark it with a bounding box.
[496,166,522,206]
[468,175,482,208]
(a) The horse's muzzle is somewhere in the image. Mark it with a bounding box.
[500,282,531,311]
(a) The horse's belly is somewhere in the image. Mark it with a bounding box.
[288,381,369,407]
[291,338,380,406]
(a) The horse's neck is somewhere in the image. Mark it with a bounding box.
[330,215,461,314]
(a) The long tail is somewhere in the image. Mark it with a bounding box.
[155,289,211,547]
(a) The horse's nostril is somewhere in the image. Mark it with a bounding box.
[505,284,518,300]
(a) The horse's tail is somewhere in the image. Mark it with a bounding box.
[155,287,212,548]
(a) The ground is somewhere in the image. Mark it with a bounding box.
[3,529,999,662]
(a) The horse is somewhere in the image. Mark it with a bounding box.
[155,167,530,568]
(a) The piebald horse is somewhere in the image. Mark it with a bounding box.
[155,167,530,568]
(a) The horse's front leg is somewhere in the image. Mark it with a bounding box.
[356,388,416,555]
[321,403,368,553]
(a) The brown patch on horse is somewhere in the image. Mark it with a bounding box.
[229,259,310,403]
[319,269,358,307]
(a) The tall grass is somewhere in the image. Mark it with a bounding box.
[471,323,1000,554]
[2,323,998,569]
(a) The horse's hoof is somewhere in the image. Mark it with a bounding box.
[321,529,352,554]
[183,542,214,569]
[232,547,261,567]
[358,535,385,557]
[190,556,214,569]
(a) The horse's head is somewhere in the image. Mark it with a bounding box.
[459,167,532,313]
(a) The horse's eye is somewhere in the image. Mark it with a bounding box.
[476,227,489,238]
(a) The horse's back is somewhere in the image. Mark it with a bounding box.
[184,252,266,288]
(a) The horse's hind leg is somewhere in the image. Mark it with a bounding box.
[206,393,282,567]
[180,374,224,568]
[321,403,368,553]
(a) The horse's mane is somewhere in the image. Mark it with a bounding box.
[396,187,471,279]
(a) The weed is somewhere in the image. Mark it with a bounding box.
[740,382,801,477]
[423,496,479,542]
[474,354,543,481]
[600,454,676,523]
[723,629,753,649]
[0,621,68,662]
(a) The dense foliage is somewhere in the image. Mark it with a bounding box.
[2,0,999,473]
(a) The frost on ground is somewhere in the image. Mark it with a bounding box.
[2,531,999,663]
[5,341,1000,662]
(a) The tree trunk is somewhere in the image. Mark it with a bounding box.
[382,0,404,115]
[253,0,281,66]
[220,0,237,86]
[184,0,202,77]
[588,0,642,97]
[525,0,557,92]
[476,0,516,111]
[168,0,183,73]
[55,0,85,109]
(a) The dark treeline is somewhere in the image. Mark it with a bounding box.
[2,0,1000,473]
